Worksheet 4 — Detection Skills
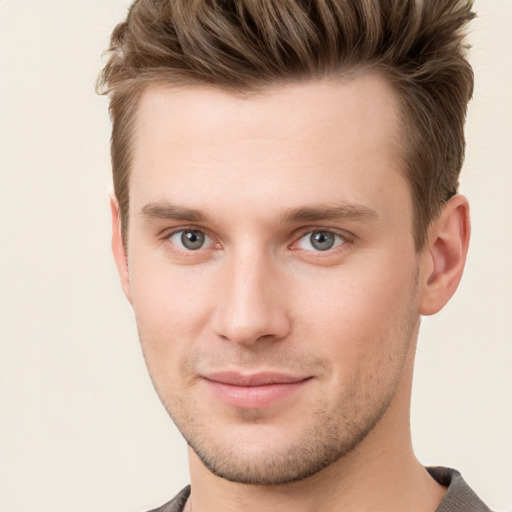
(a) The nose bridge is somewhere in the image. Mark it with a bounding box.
[213,243,290,345]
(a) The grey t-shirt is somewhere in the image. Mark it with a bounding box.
[146,467,490,512]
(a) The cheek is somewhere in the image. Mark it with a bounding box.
[128,258,215,364]
[293,255,418,362]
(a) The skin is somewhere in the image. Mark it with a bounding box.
[111,74,470,512]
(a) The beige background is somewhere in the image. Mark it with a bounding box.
[0,1,511,511]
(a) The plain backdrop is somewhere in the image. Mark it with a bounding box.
[0,1,511,511]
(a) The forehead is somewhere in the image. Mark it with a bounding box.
[133,74,401,157]
[130,75,410,228]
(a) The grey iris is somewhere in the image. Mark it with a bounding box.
[181,230,205,250]
[310,231,335,251]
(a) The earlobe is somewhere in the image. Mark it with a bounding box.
[110,194,132,303]
[418,195,471,316]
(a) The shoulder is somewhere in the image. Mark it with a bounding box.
[144,486,191,512]
[428,467,491,512]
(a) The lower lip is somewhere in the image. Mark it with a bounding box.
[204,379,309,409]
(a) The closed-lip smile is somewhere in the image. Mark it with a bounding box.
[202,371,311,408]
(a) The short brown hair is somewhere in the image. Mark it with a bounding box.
[98,0,475,250]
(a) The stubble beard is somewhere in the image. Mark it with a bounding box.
[156,331,416,485]
[185,386,397,485]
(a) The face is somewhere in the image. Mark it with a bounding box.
[118,75,424,485]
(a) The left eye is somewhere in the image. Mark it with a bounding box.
[169,230,212,251]
[297,230,345,251]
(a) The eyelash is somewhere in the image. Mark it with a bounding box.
[162,227,352,254]
[164,228,217,252]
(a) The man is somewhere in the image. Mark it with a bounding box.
[98,1,490,510]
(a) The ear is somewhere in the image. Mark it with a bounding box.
[418,194,471,316]
[110,194,132,304]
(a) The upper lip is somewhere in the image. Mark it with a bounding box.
[203,371,310,387]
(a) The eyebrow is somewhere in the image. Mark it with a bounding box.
[141,202,209,222]
[278,203,381,224]
[140,200,380,225]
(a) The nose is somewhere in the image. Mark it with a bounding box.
[212,249,292,347]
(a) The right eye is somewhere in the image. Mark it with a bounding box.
[168,229,213,251]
